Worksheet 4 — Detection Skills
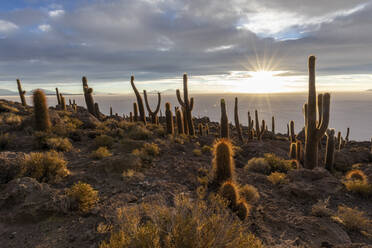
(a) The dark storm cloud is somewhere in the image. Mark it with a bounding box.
[0,0,371,87]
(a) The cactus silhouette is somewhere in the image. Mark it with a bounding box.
[55,88,61,106]
[129,112,133,122]
[110,106,113,117]
[255,110,265,140]
[16,79,27,106]
[236,200,249,220]
[258,119,266,140]
[94,103,101,117]
[289,120,295,143]
[175,107,184,134]
[296,140,303,163]
[304,56,330,169]
[212,139,235,186]
[337,131,342,151]
[220,99,229,139]
[165,102,174,135]
[287,123,290,137]
[133,102,138,122]
[60,94,66,111]
[272,116,275,134]
[198,123,204,136]
[248,112,254,140]
[205,124,209,135]
[234,97,243,142]
[176,74,194,135]
[345,127,350,144]
[182,106,189,135]
[82,77,97,117]
[325,129,335,172]
[130,76,146,124]
[143,90,161,124]
[289,142,296,159]
[33,89,51,131]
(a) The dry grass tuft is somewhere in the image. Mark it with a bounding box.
[132,143,160,163]
[94,134,115,148]
[193,149,202,156]
[311,197,334,217]
[67,181,99,213]
[334,206,372,232]
[45,137,73,152]
[245,157,271,174]
[267,172,288,185]
[99,194,263,248]
[91,147,112,159]
[240,184,260,204]
[343,169,372,198]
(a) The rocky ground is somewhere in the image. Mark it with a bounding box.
[0,99,371,248]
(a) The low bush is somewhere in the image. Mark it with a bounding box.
[91,147,112,159]
[240,184,260,204]
[245,157,271,174]
[335,206,371,232]
[128,124,151,140]
[267,172,287,185]
[67,181,99,213]
[94,134,115,148]
[45,137,73,152]
[132,143,160,163]
[193,149,202,156]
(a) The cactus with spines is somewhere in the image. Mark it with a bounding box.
[234,97,243,142]
[296,140,303,163]
[212,139,235,186]
[175,107,184,134]
[60,94,66,111]
[176,74,194,135]
[143,90,161,124]
[130,76,146,124]
[16,79,27,106]
[345,127,350,144]
[133,102,138,122]
[110,106,113,117]
[129,112,133,122]
[165,102,174,135]
[220,99,229,139]
[94,103,101,117]
[82,77,97,117]
[55,88,61,106]
[289,142,296,159]
[289,120,295,143]
[325,129,335,172]
[33,89,51,131]
[304,56,330,169]
[272,116,275,134]
[219,181,239,209]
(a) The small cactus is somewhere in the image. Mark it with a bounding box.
[143,90,161,124]
[212,139,235,186]
[16,79,27,106]
[325,129,335,172]
[110,105,113,117]
[33,89,51,131]
[296,140,303,163]
[175,107,184,134]
[198,123,204,136]
[176,74,194,135]
[220,99,229,139]
[205,124,209,135]
[289,120,295,143]
[55,88,61,105]
[345,127,350,144]
[69,99,72,106]
[219,181,239,209]
[165,102,174,135]
[60,94,66,111]
[255,110,265,140]
[130,76,146,124]
[129,112,133,122]
[235,200,250,220]
[234,97,243,142]
[247,112,254,140]
[133,102,138,122]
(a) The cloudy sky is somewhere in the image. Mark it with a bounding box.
[0,0,372,93]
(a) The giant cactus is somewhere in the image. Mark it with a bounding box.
[289,120,295,143]
[234,97,243,142]
[82,76,97,117]
[175,107,184,134]
[165,102,174,134]
[255,110,265,140]
[143,90,161,124]
[272,116,275,134]
[133,102,138,122]
[176,74,194,135]
[33,89,51,131]
[130,76,146,124]
[16,79,27,106]
[325,129,335,172]
[60,94,66,111]
[220,99,229,139]
[304,56,330,169]
[55,88,61,106]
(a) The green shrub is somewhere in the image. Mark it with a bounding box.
[20,150,69,182]
[94,134,115,148]
[99,194,263,248]
[91,147,112,159]
[67,181,99,213]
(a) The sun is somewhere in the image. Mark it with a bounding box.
[235,70,287,93]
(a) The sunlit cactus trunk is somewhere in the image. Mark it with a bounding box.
[304,56,330,169]
[16,79,27,106]
[220,99,229,139]
[60,94,67,111]
[234,97,243,142]
[289,142,296,159]
[176,74,194,135]
[130,76,146,124]
[129,112,133,122]
[143,90,161,124]
[33,89,51,131]
[325,129,335,172]
[182,107,189,135]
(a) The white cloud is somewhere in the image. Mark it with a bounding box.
[0,20,19,33]
[205,45,235,53]
[38,24,52,32]
[48,9,65,18]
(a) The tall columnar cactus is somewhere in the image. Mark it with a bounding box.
[220,99,229,139]
[247,112,254,140]
[133,102,138,122]
[175,107,184,134]
[205,124,209,135]
[143,90,161,124]
[69,99,72,106]
[287,124,290,137]
[296,140,303,163]
[345,127,350,144]
[304,56,330,169]
[16,79,27,106]
[259,120,266,140]
[82,77,96,117]
[325,129,335,172]
[289,120,295,143]
[55,88,61,105]
[33,89,51,131]
[110,106,113,117]
[129,112,133,122]
[94,103,101,117]
[234,97,243,142]
[130,76,146,124]
[255,110,260,137]
[212,139,235,186]
[337,131,342,151]
[272,116,275,134]
[60,94,67,111]
[289,142,296,159]
[176,74,194,135]
[165,102,174,135]
[198,123,204,136]
[182,107,189,135]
